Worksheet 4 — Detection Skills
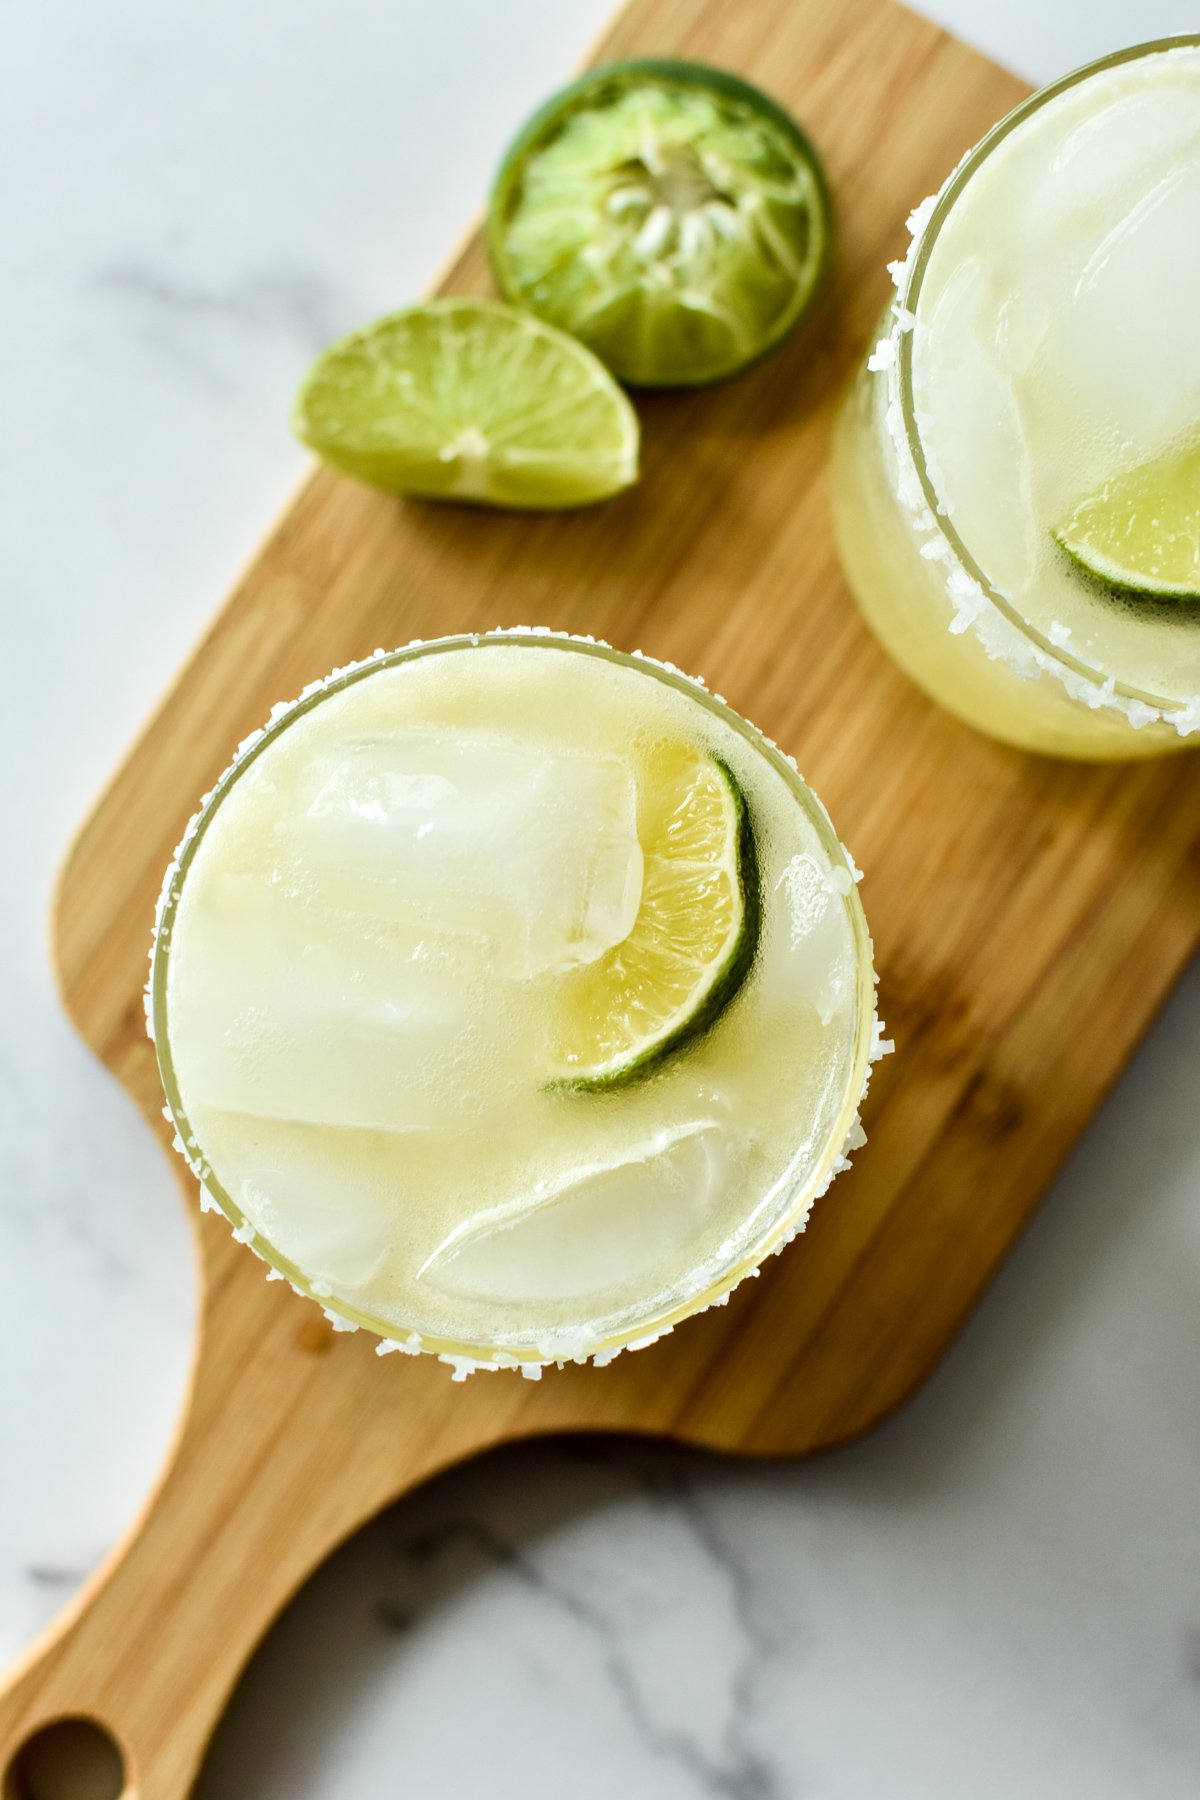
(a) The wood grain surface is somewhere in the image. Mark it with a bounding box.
[4,0,1197,1793]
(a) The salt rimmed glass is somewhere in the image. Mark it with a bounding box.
[150,631,883,1377]
[832,37,1200,760]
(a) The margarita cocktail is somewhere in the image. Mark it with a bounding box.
[151,635,881,1374]
[833,38,1200,759]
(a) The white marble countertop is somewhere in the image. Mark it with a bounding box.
[3,1,1198,1794]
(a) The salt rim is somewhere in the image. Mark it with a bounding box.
[147,627,889,1379]
[870,127,1200,739]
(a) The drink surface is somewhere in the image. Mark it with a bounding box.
[911,43,1200,706]
[158,638,871,1363]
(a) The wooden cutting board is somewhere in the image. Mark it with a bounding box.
[4,0,1198,1793]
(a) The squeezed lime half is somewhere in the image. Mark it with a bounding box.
[1054,438,1200,601]
[488,59,833,388]
[549,742,760,1088]
[292,298,639,508]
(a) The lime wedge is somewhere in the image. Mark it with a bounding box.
[550,742,760,1088]
[292,298,639,508]
[1053,439,1200,601]
[488,59,833,388]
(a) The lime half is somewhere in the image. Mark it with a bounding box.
[1054,438,1200,601]
[292,299,639,508]
[489,60,833,388]
[550,742,760,1088]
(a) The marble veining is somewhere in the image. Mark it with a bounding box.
[196,1442,815,1800]
[93,261,347,366]
[383,1467,786,1799]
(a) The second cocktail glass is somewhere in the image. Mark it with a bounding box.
[833,37,1200,759]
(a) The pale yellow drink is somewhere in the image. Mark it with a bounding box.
[833,38,1200,759]
[151,635,880,1373]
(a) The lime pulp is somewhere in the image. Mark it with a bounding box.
[550,743,760,1088]
[1054,437,1200,601]
[292,298,639,508]
[488,59,834,388]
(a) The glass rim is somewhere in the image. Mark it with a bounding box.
[896,34,1200,717]
[151,629,881,1370]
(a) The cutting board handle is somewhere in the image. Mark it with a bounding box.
[0,1259,511,1799]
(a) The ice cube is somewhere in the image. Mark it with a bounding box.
[295,730,642,976]
[993,289,1051,378]
[915,254,1037,588]
[770,853,854,1026]
[1042,158,1200,461]
[169,873,484,1134]
[1049,86,1200,220]
[418,1119,735,1305]
[191,1107,396,1291]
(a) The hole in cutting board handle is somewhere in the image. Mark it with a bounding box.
[3,1718,129,1800]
